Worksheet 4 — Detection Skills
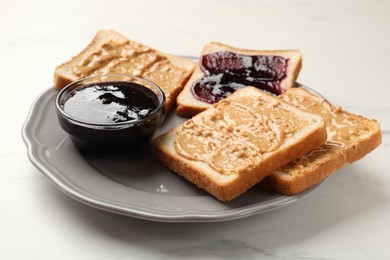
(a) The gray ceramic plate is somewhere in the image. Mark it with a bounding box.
[22,85,324,223]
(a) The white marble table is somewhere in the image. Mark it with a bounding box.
[2,0,389,259]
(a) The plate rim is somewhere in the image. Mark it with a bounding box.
[21,85,325,223]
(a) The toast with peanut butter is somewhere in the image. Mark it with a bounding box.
[176,42,302,117]
[263,87,382,195]
[54,29,195,112]
[153,87,327,202]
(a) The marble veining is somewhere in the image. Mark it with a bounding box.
[2,0,390,259]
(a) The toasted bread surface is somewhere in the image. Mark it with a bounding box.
[263,87,382,195]
[154,87,327,201]
[54,30,195,112]
[176,42,302,117]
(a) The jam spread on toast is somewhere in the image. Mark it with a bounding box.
[191,51,289,104]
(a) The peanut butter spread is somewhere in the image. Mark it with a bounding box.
[72,39,188,99]
[277,90,372,176]
[174,95,308,175]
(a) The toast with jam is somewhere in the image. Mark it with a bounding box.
[176,42,302,117]
[153,87,327,202]
[262,87,382,195]
[54,30,195,112]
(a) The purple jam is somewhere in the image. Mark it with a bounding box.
[57,81,164,151]
[62,81,159,124]
[191,51,289,104]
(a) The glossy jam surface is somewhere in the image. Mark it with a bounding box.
[192,51,289,104]
[62,81,159,124]
[57,80,164,151]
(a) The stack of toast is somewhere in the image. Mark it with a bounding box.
[55,30,382,202]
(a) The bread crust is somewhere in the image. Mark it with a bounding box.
[154,125,326,201]
[263,88,382,195]
[176,42,302,117]
[54,30,120,90]
[154,87,327,201]
[54,29,195,112]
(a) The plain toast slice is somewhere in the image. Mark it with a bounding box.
[154,87,327,201]
[263,87,382,195]
[54,29,195,112]
[176,42,302,117]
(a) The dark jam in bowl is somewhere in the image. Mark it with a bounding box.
[192,51,289,104]
[56,79,165,151]
[62,82,159,124]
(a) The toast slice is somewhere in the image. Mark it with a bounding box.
[263,87,382,195]
[54,29,195,112]
[154,87,327,201]
[176,42,302,117]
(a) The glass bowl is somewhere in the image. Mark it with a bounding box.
[55,74,166,151]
